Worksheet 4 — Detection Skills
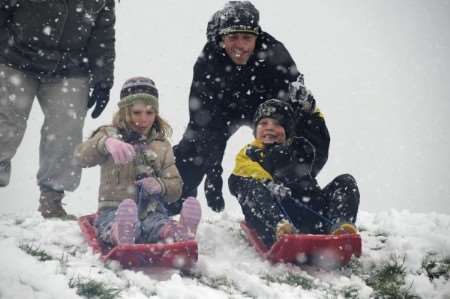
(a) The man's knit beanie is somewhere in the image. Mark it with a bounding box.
[218,1,260,36]
[119,77,159,111]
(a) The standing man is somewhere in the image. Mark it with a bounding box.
[171,1,330,213]
[0,0,116,219]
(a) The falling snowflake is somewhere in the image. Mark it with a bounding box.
[42,26,52,36]
[9,75,21,86]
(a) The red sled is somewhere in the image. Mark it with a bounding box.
[78,214,198,269]
[240,221,361,267]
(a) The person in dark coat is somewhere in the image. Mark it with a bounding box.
[170,1,330,214]
[0,0,116,219]
[228,99,360,246]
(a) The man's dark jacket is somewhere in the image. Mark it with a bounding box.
[173,29,330,212]
[0,0,115,88]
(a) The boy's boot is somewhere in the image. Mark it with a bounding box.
[38,190,76,220]
[111,199,139,245]
[0,160,11,187]
[331,223,358,235]
[276,219,295,240]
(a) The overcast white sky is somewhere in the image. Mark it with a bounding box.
[1,0,449,216]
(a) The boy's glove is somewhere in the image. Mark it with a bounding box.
[265,181,292,201]
[246,143,296,185]
[136,177,162,195]
[288,80,316,114]
[264,143,301,186]
[265,140,316,187]
[245,145,265,165]
[289,137,316,176]
[88,83,111,118]
[104,137,136,165]
[261,143,292,174]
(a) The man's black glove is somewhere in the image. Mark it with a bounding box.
[288,80,316,115]
[88,83,111,118]
[204,174,225,212]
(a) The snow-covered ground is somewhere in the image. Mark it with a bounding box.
[1,1,450,298]
[0,210,449,298]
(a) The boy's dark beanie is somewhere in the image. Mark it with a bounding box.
[253,99,295,138]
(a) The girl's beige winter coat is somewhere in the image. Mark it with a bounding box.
[74,126,182,214]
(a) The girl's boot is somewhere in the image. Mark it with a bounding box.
[179,197,202,238]
[159,197,201,242]
[111,199,139,245]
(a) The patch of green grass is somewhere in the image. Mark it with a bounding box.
[14,218,25,225]
[262,271,315,290]
[19,242,53,261]
[421,252,450,281]
[340,286,361,299]
[68,277,120,299]
[181,270,256,298]
[366,255,420,299]
[343,258,364,277]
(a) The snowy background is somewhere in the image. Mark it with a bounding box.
[1,0,450,215]
[1,1,450,298]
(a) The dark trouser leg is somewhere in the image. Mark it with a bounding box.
[321,174,360,232]
[203,142,226,212]
[281,174,359,234]
[174,137,204,198]
[169,126,228,214]
[230,177,285,247]
[167,138,203,215]
[282,194,330,234]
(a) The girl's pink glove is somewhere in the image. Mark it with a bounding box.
[136,177,162,195]
[104,137,136,165]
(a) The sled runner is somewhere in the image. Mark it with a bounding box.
[240,221,361,267]
[78,214,198,269]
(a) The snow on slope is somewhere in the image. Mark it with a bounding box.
[0,209,449,299]
[1,1,450,298]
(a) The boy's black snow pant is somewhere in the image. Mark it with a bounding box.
[229,174,360,247]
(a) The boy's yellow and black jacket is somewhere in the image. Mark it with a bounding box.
[232,139,273,182]
[228,138,321,200]
[228,139,272,204]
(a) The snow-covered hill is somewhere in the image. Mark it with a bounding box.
[1,1,450,298]
[0,209,449,298]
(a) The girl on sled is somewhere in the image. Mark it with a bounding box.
[228,97,360,247]
[75,77,201,246]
